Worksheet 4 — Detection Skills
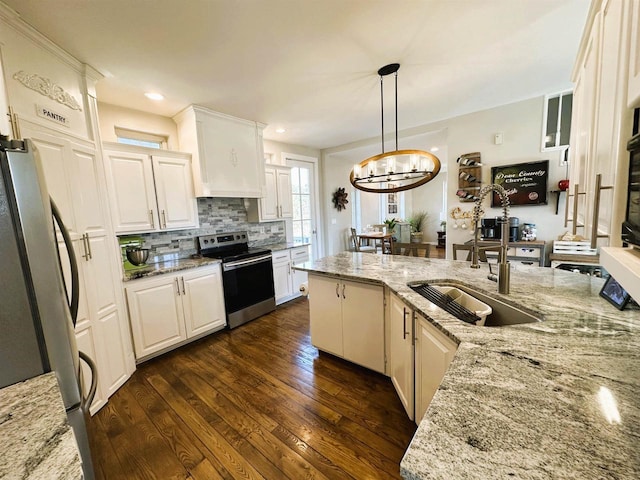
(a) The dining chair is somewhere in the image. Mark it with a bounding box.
[350,228,376,253]
[392,242,431,258]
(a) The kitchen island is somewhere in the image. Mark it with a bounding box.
[295,252,639,479]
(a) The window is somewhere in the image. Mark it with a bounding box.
[542,90,573,151]
[291,166,313,244]
[115,127,167,149]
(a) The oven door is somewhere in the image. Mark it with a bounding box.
[222,253,275,327]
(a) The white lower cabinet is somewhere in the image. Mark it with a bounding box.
[414,313,458,422]
[308,274,384,373]
[125,265,226,361]
[389,293,415,421]
[291,247,309,294]
[272,246,310,305]
[388,293,458,423]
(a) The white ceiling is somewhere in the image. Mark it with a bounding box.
[2,0,590,150]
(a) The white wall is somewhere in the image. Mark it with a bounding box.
[320,96,568,257]
[442,97,566,258]
[263,139,320,166]
[97,102,180,150]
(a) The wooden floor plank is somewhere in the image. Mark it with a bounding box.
[189,458,225,480]
[170,355,332,480]
[88,297,416,480]
[128,374,236,479]
[146,372,266,480]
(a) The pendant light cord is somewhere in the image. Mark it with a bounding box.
[380,75,385,154]
[380,68,400,154]
[394,70,398,152]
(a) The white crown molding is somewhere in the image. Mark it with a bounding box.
[0,1,102,78]
[175,104,267,130]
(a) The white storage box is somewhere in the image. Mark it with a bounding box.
[433,286,492,326]
[553,240,597,255]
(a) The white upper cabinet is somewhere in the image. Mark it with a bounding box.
[0,17,92,141]
[628,0,640,107]
[103,143,197,234]
[247,164,293,222]
[104,148,157,232]
[568,0,635,248]
[174,105,266,198]
[152,154,198,230]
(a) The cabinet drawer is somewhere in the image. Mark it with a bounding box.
[290,246,309,263]
[272,250,291,264]
[515,247,541,259]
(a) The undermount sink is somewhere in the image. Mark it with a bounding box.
[409,282,542,327]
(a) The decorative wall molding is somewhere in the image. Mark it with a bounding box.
[13,70,82,111]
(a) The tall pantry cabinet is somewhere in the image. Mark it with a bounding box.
[0,7,135,412]
[567,0,635,249]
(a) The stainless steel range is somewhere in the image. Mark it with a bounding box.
[198,231,275,329]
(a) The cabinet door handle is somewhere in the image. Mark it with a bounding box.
[149,210,155,228]
[8,106,20,139]
[175,278,181,295]
[336,283,340,298]
[161,209,167,229]
[403,307,407,339]
[85,233,92,260]
[80,233,89,261]
[342,284,346,299]
[181,277,186,295]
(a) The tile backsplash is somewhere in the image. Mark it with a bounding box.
[123,198,285,259]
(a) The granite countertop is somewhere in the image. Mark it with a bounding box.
[122,254,221,282]
[122,243,309,281]
[295,253,640,479]
[261,241,310,251]
[0,372,82,479]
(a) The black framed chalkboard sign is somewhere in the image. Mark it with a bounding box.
[491,160,549,207]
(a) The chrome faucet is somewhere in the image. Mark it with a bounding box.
[470,184,511,294]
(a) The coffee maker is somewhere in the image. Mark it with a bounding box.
[480,218,499,240]
[481,217,519,242]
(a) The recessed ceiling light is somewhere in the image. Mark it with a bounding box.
[276,128,286,134]
[144,92,164,101]
[430,147,439,152]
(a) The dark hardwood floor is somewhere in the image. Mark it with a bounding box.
[88,297,417,479]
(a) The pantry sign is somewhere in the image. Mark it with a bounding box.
[491,160,549,207]
[36,104,69,127]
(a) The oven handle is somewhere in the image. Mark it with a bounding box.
[223,253,273,271]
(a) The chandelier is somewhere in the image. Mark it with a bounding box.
[350,63,441,193]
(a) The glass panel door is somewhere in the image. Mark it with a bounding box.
[287,157,319,260]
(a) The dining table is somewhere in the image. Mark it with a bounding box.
[357,231,394,253]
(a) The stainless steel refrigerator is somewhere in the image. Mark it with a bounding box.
[0,138,96,479]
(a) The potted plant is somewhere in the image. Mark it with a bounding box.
[384,217,398,234]
[440,220,447,232]
[408,211,428,243]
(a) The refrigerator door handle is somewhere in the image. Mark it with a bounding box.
[50,197,79,326]
[78,350,98,407]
